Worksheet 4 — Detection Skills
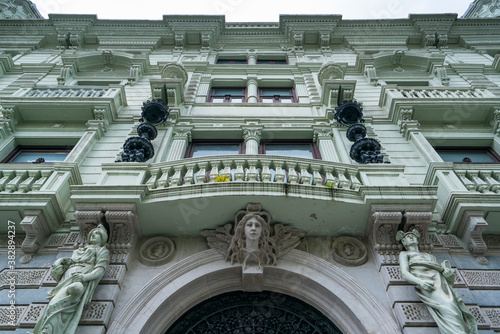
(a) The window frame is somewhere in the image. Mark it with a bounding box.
[258,87,297,103]
[258,140,322,160]
[434,147,500,164]
[256,59,288,65]
[2,145,73,163]
[184,140,246,158]
[208,87,247,103]
[216,59,248,65]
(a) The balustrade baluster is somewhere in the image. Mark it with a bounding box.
[455,171,475,191]
[480,171,500,193]
[19,170,40,192]
[312,167,323,186]
[0,171,14,191]
[157,169,169,188]
[196,166,207,184]
[184,165,195,185]
[146,170,159,189]
[288,166,298,184]
[336,168,350,188]
[299,165,311,184]
[261,162,272,182]
[324,171,338,187]
[209,165,219,183]
[234,163,245,181]
[32,170,52,191]
[6,171,28,192]
[350,173,362,190]
[275,165,285,183]
[169,167,183,186]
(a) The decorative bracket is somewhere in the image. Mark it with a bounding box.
[20,210,50,264]
[458,211,489,265]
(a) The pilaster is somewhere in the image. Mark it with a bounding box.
[166,126,192,161]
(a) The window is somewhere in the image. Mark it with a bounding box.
[2,146,73,163]
[258,88,296,103]
[209,87,246,103]
[259,141,321,159]
[185,141,245,158]
[216,59,247,64]
[256,59,287,65]
[435,147,500,164]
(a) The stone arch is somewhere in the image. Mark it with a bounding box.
[318,62,345,84]
[160,63,188,86]
[107,249,400,334]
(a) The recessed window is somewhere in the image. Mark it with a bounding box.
[258,88,296,103]
[257,59,287,65]
[435,147,500,164]
[216,59,247,64]
[185,141,245,158]
[209,87,246,103]
[259,141,321,159]
[385,81,429,87]
[2,146,73,163]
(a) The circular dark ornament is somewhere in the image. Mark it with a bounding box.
[350,138,383,164]
[137,122,158,141]
[346,124,367,142]
[334,100,364,126]
[166,290,343,334]
[121,136,155,162]
[141,99,170,125]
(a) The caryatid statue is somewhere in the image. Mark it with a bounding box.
[397,229,477,334]
[29,224,110,334]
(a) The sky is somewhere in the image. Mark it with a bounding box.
[32,0,475,22]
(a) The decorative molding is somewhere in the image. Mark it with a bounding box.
[370,211,403,267]
[403,211,433,252]
[318,62,345,84]
[331,236,368,266]
[138,237,176,266]
[242,127,262,143]
[364,65,378,85]
[458,211,488,265]
[19,210,50,264]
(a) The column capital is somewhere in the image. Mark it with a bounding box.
[313,127,333,143]
[173,126,192,141]
[242,127,262,143]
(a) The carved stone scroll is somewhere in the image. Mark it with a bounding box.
[458,211,489,265]
[20,210,50,264]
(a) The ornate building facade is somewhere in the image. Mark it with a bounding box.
[1,1,500,333]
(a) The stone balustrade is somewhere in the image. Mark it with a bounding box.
[396,88,488,99]
[454,166,500,193]
[0,168,53,193]
[25,87,107,98]
[145,155,363,190]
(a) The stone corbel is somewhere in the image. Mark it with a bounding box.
[402,211,433,252]
[57,64,73,85]
[458,211,488,265]
[128,65,142,85]
[397,106,420,139]
[0,106,16,138]
[175,34,184,50]
[370,211,403,267]
[432,64,450,86]
[105,205,141,268]
[201,33,211,50]
[293,32,303,50]
[320,32,331,50]
[75,210,105,245]
[20,210,50,264]
[364,65,378,86]
[492,109,500,135]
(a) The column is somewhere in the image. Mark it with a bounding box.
[247,75,258,103]
[313,128,338,162]
[247,52,257,65]
[243,127,261,154]
[165,127,191,161]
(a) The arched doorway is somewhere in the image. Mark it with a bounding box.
[166,290,343,333]
[107,249,401,334]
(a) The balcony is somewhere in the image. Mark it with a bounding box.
[70,155,437,236]
[0,162,81,234]
[379,86,500,127]
[0,85,127,124]
[425,162,500,233]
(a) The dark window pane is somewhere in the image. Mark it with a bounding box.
[11,152,69,163]
[265,144,313,159]
[192,144,240,158]
[260,88,292,96]
[437,150,496,163]
[213,88,244,95]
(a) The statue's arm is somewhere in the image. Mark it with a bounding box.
[399,252,434,291]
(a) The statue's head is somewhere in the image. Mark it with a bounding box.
[88,224,108,246]
[235,213,269,245]
[396,229,420,248]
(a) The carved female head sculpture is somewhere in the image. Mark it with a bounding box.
[226,213,277,267]
[88,224,109,247]
[396,229,420,249]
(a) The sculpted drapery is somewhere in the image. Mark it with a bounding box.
[29,224,110,334]
[397,229,477,334]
